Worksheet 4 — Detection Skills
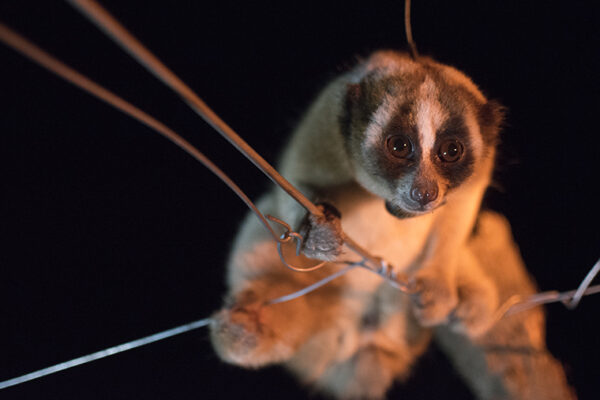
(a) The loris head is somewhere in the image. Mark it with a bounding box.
[340,51,504,218]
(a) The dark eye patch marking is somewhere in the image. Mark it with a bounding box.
[340,74,408,139]
[373,105,421,175]
[431,114,475,189]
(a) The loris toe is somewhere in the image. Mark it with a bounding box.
[411,277,458,327]
[449,283,498,338]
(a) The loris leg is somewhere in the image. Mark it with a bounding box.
[435,211,575,400]
[437,305,575,400]
[449,246,499,338]
[210,272,342,368]
[210,238,345,368]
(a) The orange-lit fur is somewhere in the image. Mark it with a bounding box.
[210,52,573,399]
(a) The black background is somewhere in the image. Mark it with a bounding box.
[1,1,598,399]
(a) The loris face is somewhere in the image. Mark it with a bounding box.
[341,52,503,218]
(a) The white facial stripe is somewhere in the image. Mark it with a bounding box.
[364,94,397,147]
[416,79,447,160]
[416,102,437,159]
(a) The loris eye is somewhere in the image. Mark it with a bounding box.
[386,135,413,159]
[438,139,464,163]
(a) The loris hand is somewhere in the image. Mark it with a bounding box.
[299,203,344,261]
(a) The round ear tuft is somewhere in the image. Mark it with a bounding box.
[478,100,506,145]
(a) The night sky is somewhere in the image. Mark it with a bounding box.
[0,1,598,399]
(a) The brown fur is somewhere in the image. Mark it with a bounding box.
[209,52,573,399]
[437,212,575,400]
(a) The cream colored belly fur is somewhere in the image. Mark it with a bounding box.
[224,186,433,396]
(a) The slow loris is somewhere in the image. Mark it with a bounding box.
[209,51,574,399]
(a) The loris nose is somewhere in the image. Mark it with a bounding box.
[410,184,438,206]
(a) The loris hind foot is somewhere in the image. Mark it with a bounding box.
[210,291,296,368]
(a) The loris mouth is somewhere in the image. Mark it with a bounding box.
[384,200,447,219]
[384,201,417,219]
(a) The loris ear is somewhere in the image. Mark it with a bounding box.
[478,99,506,146]
[346,82,361,104]
[339,83,361,138]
